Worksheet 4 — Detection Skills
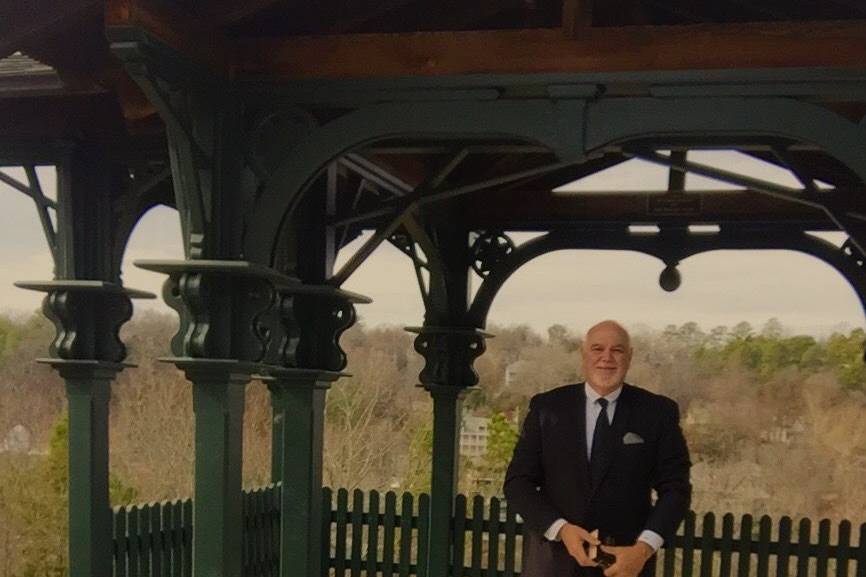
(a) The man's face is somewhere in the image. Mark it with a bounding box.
[581,323,632,395]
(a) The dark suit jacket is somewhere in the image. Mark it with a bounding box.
[503,383,691,577]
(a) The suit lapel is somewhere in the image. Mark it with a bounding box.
[575,384,590,482]
[589,384,632,497]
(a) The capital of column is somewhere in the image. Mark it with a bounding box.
[15,280,154,364]
[406,325,492,390]
[261,367,344,394]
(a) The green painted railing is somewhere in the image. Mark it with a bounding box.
[113,486,866,577]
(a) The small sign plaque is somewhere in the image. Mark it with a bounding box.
[647,193,701,216]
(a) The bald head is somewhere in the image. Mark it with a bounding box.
[583,320,631,350]
[581,320,633,395]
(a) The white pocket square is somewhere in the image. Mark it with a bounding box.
[623,432,645,444]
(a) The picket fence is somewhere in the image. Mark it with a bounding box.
[111,485,866,577]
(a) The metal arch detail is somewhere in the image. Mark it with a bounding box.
[586,97,866,184]
[244,99,588,264]
[467,229,866,329]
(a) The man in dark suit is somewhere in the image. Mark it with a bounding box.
[504,320,691,577]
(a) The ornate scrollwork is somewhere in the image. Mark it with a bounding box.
[42,289,133,363]
[293,294,357,371]
[471,231,515,278]
[413,328,488,388]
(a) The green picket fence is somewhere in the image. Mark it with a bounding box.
[113,486,866,577]
[112,486,280,577]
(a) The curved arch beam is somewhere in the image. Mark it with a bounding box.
[467,229,866,328]
[586,97,866,183]
[244,99,587,263]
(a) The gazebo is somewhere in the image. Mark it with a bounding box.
[2,1,866,576]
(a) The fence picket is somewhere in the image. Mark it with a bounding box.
[737,514,753,577]
[818,519,832,577]
[838,520,852,577]
[115,506,128,577]
[502,500,517,577]
[797,518,812,577]
[486,497,501,577]
[399,493,414,577]
[719,513,734,577]
[470,496,485,577]
[757,515,772,577]
[856,523,866,577]
[181,500,192,577]
[150,504,163,577]
[777,516,793,577]
[351,489,365,577]
[453,495,468,577]
[417,494,430,577]
[128,505,140,577]
[383,491,397,577]
[139,504,152,577]
[161,502,173,577]
[699,512,715,577]
[682,510,696,577]
[367,491,381,577]
[335,488,350,577]
[322,488,334,576]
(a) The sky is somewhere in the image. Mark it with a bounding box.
[0,152,862,338]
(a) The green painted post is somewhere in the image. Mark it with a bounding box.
[427,384,465,577]
[58,362,121,577]
[268,370,339,577]
[185,364,250,577]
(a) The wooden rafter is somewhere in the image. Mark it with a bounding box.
[233,19,866,80]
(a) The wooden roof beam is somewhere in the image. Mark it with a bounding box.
[200,0,292,27]
[105,0,229,77]
[234,19,866,79]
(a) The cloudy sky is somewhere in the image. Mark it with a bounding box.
[0,152,862,337]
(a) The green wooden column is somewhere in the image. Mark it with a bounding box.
[411,326,488,577]
[182,361,251,577]
[58,361,118,577]
[136,261,283,577]
[263,285,367,577]
[268,369,340,577]
[15,142,151,577]
[427,382,467,577]
[13,281,149,577]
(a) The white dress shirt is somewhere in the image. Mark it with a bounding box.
[543,383,664,552]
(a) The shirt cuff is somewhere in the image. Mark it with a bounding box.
[637,530,664,552]
[545,518,568,541]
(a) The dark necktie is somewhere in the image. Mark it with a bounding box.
[590,398,613,485]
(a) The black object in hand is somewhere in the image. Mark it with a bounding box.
[593,548,616,569]
[590,535,617,569]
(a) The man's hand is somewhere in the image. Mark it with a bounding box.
[600,542,654,577]
[557,523,599,567]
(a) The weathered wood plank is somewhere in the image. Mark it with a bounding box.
[235,21,866,80]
